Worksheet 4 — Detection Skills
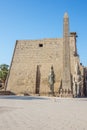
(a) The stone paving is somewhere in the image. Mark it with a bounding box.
[0,96,87,130]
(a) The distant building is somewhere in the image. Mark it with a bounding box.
[6,13,85,97]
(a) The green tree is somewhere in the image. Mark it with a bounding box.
[0,64,9,83]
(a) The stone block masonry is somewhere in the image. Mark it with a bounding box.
[6,39,64,95]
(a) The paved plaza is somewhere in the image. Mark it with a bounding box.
[0,96,87,130]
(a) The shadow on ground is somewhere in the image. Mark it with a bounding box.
[0,95,49,101]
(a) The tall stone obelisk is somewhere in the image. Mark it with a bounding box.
[62,12,71,91]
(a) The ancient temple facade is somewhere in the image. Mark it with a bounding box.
[6,13,85,97]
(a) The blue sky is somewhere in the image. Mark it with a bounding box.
[0,0,87,66]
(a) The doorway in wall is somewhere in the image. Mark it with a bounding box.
[35,65,41,94]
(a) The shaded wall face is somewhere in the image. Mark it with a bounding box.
[7,39,63,94]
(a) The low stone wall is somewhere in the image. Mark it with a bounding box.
[0,91,15,95]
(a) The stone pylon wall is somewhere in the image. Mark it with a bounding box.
[6,35,80,96]
[6,39,64,95]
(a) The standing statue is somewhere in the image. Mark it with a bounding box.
[48,66,55,94]
[73,75,82,97]
[73,76,77,97]
[75,62,79,75]
[73,63,82,97]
